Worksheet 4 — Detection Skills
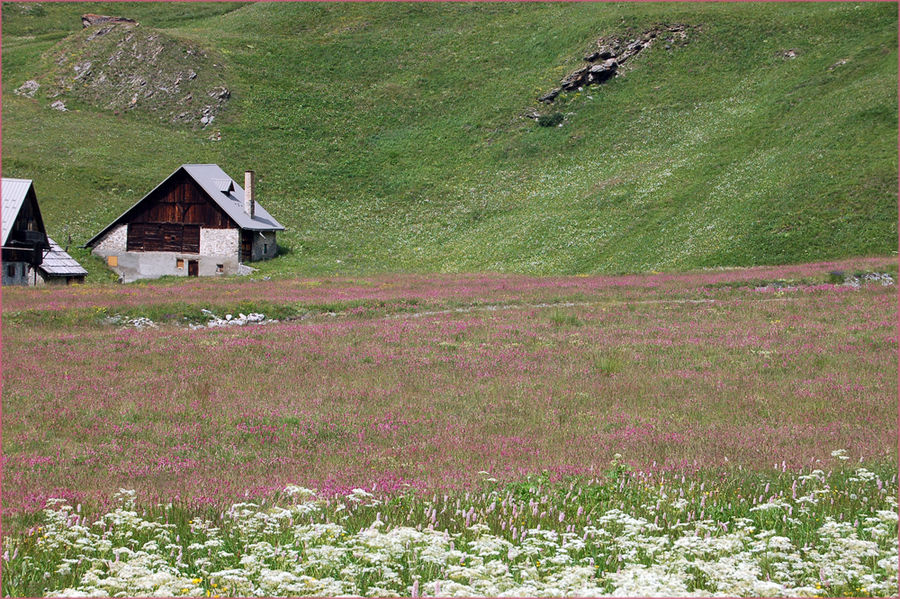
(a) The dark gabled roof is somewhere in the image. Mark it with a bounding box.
[39,237,88,277]
[2,178,35,245]
[85,164,285,247]
[2,177,50,250]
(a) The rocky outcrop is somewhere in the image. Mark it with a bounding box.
[537,88,561,103]
[560,66,590,91]
[82,14,138,28]
[14,79,40,97]
[26,20,230,129]
[557,58,619,92]
[538,24,695,103]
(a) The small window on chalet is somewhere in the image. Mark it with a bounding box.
[177,258,185,269]
[264,244,268,255]
[107,255,118,267]
[7,264,16,278]
[216,264,224,273]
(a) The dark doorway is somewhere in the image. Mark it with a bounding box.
[240,231,252,262]
[188,260,199,277]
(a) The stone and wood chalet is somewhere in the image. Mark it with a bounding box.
[2,177,87,286]
[85,164,284,282]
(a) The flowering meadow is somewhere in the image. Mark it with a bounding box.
[2,464,897,597]
[2,259,897,595]
[1,256,894,315]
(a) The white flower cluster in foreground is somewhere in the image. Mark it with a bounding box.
[7,470,899,598]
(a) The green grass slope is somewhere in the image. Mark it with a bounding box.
[2,2,897,277]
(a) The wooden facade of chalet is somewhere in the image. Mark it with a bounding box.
[123,169,232,253]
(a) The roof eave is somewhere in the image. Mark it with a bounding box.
[240,225,286,232]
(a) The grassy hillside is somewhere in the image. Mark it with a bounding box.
[2,1,896,278]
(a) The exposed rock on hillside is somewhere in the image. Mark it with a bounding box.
[14,79,40,97]
[81,14,138,28]
[24,19,229,128]
[539,24,695,104]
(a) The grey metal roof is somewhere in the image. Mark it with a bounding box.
[2,178,33,246]
[86,164,284,247]
[182,164,284,232]
[212,178,235,193]
[39,237,88,277]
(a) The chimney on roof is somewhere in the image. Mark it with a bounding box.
[244,170,255,219]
